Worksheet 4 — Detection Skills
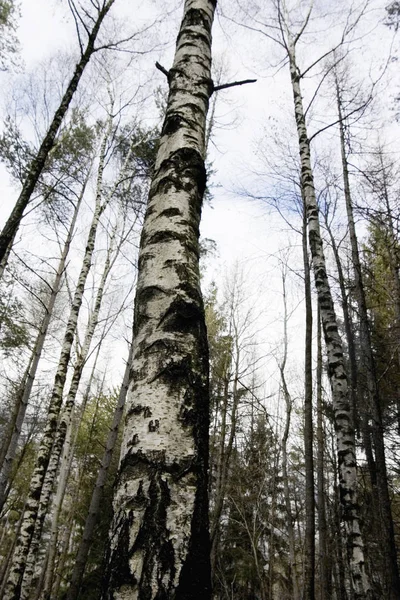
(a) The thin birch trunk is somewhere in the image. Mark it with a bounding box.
[336,85,400,599]
[64,327,134,600]
[0,183,86,513]
[210,369,240,577]
[287,37,370,597]
[3,123,111,600]
[21,219,122,598]
[317,307,331,600]
[0,0,115,268]
[322,205,358,430]
[104,2,215,597]
[279,269,300,600]
[39,335,103,599]
[20,218,119,597]
[50,490,78,600]
[302,199,315,600]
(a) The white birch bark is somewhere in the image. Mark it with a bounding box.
[0,181,87,513]
[19,218,120,598]
[65,328,134,600]
[39,341,103,600]
[279,269,300,600]
[104,2,216,598]
[336,85,400,598]
[3,121,111,600]
[286,37,370,598]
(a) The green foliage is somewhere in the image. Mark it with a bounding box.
[0,0,20,71]
[59,391,122,600]
[0,281,29,356]
[215,416,287,600]
[204,282,233,413]
[113,122,159,180]
[362,221,400,422]
[0,108,97,221]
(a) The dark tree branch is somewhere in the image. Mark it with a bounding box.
[155,61,169,77]
[213,78,257,92]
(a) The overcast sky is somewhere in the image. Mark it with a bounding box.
[1,0,399,413]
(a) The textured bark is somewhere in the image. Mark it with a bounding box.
[39,341,103,600]
[0,0,115,268]
[287,38,370,598]
[0,230,15,281]
[337,85,400,599]
[65,331,134,600]
[0,184,85,513]
[104,2,215,598]
[302,202,315,600]
[3,125,110,600]
[316,308,331,600]
[322,206,358,431]
[21,216,120,599]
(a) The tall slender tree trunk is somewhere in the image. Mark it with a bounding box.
[279,269,300,600]
[21,217,120,597]
[316,307,331,600]
[322,204,358,431]
[0,183,86,513]
[336,84,400,599]
[21,221,121,598]
[3,125,111,600]
[210,350,240,578]
[38,337,102,599]
[302,200,315,600]
[103,2,215,597]
[0,0,115,269]
[64,327,134,600]
[287,38,370,598]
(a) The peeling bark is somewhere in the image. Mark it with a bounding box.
[104,2,215,598]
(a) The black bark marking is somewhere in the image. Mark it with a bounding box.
[127,405,152,418]
[160,207,182,218]
[160,297,203,335]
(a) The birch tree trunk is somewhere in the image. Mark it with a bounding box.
[103,2,215,597]
[302,200,315,600]
[287,37,370,598]
[316,307,331,600]
[19,218,121,598]
[279,269,300,600]
[0,0,115,269]
[336,85,400,599]
[0,182,86,513]
[3,124,110,600]
[64,327,134,600]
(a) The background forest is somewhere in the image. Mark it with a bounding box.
[1,0,400,599]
